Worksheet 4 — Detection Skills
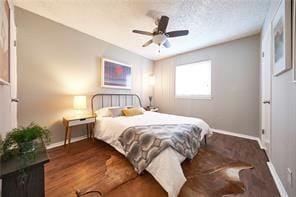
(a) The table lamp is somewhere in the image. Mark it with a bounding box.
[73,96,87,115]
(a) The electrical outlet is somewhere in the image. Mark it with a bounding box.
[287,168,293,186]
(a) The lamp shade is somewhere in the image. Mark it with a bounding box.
[73,96,87,109]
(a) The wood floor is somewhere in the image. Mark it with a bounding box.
[45,133,280,197]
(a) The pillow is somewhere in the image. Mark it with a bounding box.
[109,107,126,117]
[138,107,146,113]
[95,107,112,118]
[122,107,144,116]
[127,106,146,112]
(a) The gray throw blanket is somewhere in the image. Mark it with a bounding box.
[118,124,202,174]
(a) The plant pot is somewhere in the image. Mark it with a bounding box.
[19,141,36,154]
[17,139,44,165]
[18,138,44,155]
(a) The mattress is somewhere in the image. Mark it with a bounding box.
[94,111,211,197]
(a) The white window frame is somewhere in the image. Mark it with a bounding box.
[175,60,212,100]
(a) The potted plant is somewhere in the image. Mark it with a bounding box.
[0,123,50,184]
[1,123,50,160]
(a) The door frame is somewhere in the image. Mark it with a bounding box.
[8,0,17,128]
[260,24,272,159]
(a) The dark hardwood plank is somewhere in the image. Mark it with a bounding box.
[45,134,280,197]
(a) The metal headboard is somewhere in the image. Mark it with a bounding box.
[91,93,143,113]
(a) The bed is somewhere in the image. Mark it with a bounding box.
[91,94,212,197]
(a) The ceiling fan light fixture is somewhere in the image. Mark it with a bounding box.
[152,34,167,45]
[132,15,189,49]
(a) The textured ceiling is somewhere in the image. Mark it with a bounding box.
[14,0,271,60]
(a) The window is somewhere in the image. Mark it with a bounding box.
[175,60,211,99]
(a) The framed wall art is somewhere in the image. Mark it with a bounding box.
[101,58,132,89]
[271,0,292,76]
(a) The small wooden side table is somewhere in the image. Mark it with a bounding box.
[63,114,96,151]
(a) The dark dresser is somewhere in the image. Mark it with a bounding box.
[0,150,49,197]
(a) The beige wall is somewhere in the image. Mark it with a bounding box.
[154,35,260,136]
[16,8,153,143]
[261,1,296,196]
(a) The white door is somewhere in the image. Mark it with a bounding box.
[9,2,17,128]
[0,1,16,138]
[261,25,272,159]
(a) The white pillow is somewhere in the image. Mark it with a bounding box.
[95,107,112,118]
[139,107,146,113]
[95,106,128,118]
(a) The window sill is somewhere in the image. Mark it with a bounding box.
[175,95,212,100]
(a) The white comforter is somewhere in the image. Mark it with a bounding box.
[94,111,211,197]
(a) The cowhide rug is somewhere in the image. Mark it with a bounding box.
[77,148,253,197]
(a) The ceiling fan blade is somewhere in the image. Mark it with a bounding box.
[163,39,171,48]
[142,39,153,47]
[158,16,169,33]
[166,30,189,37]
[132,30,153,36]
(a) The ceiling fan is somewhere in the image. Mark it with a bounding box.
[132,15,189,48]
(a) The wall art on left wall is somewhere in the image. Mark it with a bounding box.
[0,0,10,85]
[101,58,132,89]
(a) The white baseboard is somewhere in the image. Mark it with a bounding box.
[267,162,289,197]
[211,128,265,149]
[46,135,87,149]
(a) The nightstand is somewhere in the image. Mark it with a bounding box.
[63,114,96,151]
[145,106,159,112]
